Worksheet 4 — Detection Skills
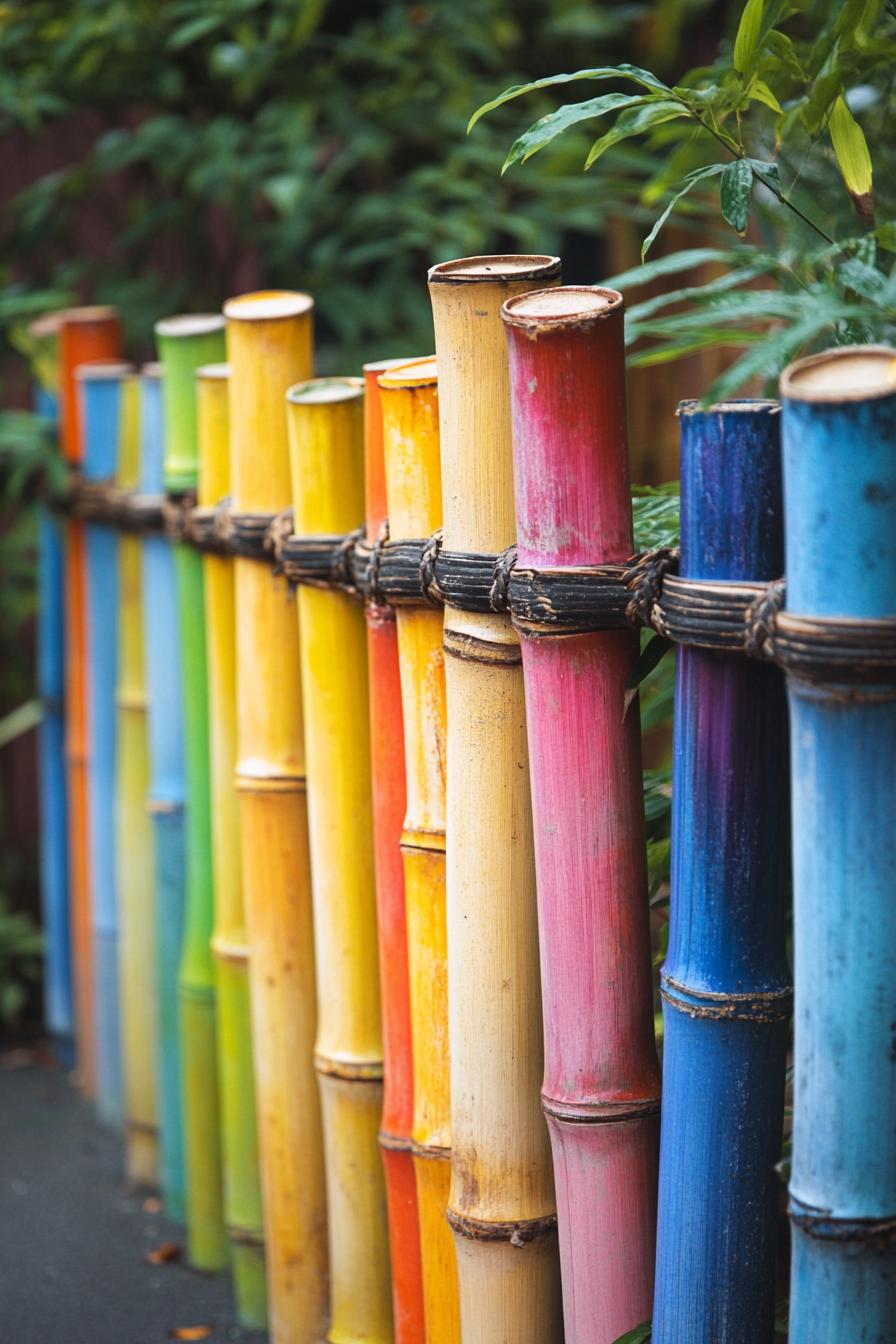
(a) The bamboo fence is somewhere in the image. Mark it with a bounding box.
[427,256,564,1343]
[156,315,229,1270]
[196,362,268,1326]
[379,356,461,1344]
[503,287,661,1344]
[224,292,328,1344]
[285,377,392,1343]
[59,306,121,1097]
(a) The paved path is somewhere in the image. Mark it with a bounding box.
[0,1047,268,1344]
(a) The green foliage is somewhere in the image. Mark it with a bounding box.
[0,894,43,1028]
[612,1322,652,1344]
[473,0,896,393]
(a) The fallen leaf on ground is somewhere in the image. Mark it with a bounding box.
[146,1242,182,1264]
[168,1328,212,1340]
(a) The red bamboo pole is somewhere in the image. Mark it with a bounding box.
[363,359,426,1344]
[503,287,661,1343]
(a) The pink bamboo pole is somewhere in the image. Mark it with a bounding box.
[503,287,661,1343]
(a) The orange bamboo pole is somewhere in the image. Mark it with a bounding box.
[59,306,122,1096]
[224,292,328,1344]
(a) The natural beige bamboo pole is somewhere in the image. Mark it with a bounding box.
[285,378,392,1344]
[379,356,460,1343]
[224,292,328,1344]
[427,255,563,1342]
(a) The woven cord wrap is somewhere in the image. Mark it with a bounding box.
[365,519,390,607]
[188,496,234,552]
[162,490,197,543]
[275,523,365,593]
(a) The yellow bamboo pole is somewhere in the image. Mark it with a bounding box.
[379,357,460,1344]
[224,292,328,1344]
[285,378,392,1344]
[116,370,159,1189]
[197,362,267,1326]
[427,255,564,1343]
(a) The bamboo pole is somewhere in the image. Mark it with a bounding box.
[651,400,789,1343]
[427,254,563,1342]
[29,313,74,1060]
[224,291,328,1344]
[139,362,188,1221]
[502,288,661,1343]
[285,377,392,1344]
[115,370,160,1188]
[79,360,133,1128]
[197,361,268,1326]
[362,358,425,1344]
[379,356,461,1344]
[59,306,121,1096]
[781,346,896,1344]
[156,315,229,1270]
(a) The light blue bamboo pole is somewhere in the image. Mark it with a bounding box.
[35,379,74,1058]
[783,345,896,1344]
[652,401,790,1344]
[79,361,132,1129]
[139,362,188,1221]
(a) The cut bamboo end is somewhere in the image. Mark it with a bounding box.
[428,254,561,284]
[781,344,896,401]
[196,362,230,379]
[286,375,364,405]
[378,356,438,389]
[75,361,135,380]
[155,314,225,338]
[223,290,314,322]
[502,284,620,334]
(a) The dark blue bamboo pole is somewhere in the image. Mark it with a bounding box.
[782,347,896,1344]
[652,400,791,1344]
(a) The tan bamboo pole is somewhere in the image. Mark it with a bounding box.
[223,292,328,1344]
[427,255,563,1342]
[285,378,392,1344]
[379,356,461,1343]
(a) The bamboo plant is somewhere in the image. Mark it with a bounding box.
[115,370,160,1188]
[196,361,267,1325]
[139,361,188,1221]
[79,359,131,1129]
[503,287,661,1344]
[427,255,563,1343]
[224,291,328,1344]
[362,358,425,1344]
[285,376,392,1344]
[652,399,790,1344]
[156,314,229,1270]
[58,306,121,1097]
[781,345,896,1344]
[379,355,461,1343]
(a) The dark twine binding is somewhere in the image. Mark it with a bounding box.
[162,491,197,543]
[63,477,165,532]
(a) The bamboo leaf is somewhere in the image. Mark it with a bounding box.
[605,247,746,291]
[467,65,673,132]
[0,698,43,749]
[747,78,783,113]
[703,307,852,402]
[828,94,874,221]
[720,159,754,235]
[502,93,656,173]
[641,164,727,260]
[585,101,691,169]
[624,637,672,721]
[734,0,765,74]
[611,1323,652,1344]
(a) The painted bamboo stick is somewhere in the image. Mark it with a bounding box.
[285,376,392,1343]
[197,360,268,1325]
[502,288,661,1343]
[781,346,896,1344]
[79,359,133,1128]
[379,356,461,1344]
[156,315,229,1270]
[139,361,188,1221]
[28,313,73,1060]
[116,370,160,1188]
[427,254,563,1343]
[651,399,790,1343]
[362,358,425,1344]
[59,306,121,1096]
[224,291,328,1344]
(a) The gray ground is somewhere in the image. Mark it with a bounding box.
[0,1047,268,1344]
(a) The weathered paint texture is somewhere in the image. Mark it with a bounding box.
[428,255,564,1344]
[652,400,790,1344]
[139,365,187,1221]
[198,364,267,1325]
[380,357,461,1344]
[59,306,121,1096]
[225,291,328,1344]
[362,359,426,1344]
[156,316,229,1271]
[504,288,660,1344]
[286,378,393,1344]
[782,347,896,1344]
